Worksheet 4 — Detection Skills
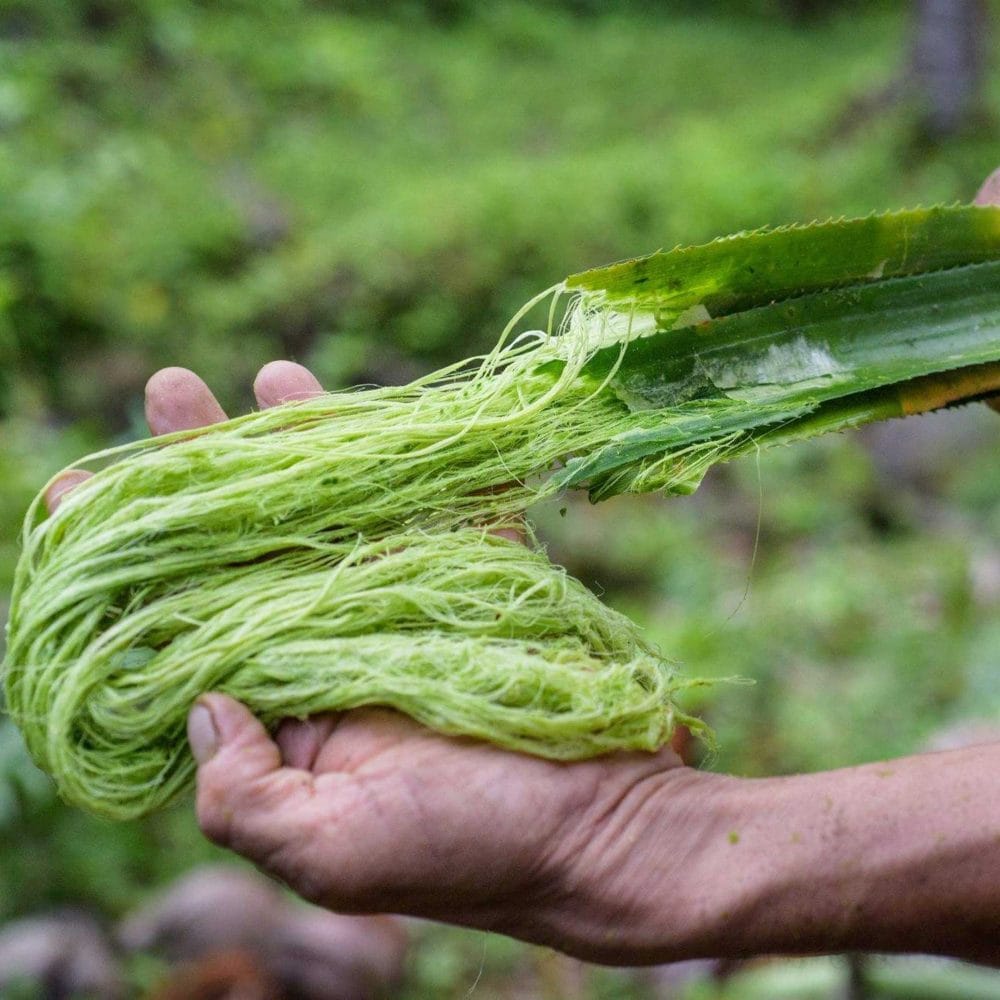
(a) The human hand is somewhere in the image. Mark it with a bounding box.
[186,692,726,965]
[185,656,1000,968]
[44,360,732,965]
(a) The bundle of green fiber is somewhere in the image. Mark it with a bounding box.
[6,205,1000,819]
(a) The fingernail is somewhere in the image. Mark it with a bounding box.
[188,702,218,764]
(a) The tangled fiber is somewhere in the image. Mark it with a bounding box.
[4,289,723,819]
[16,206,999,818]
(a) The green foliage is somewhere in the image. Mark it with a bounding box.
[2,3,996,421]
[0,390,99,597]
[1,2,999,996]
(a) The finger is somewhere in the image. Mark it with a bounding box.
[669,724,693,765]
[492,524,526,544]
[974,167,1000,207]
[44,469,94,515]
[275,713,342,770]
[187,696,355,909]
[313,708,428,775]
[145,367,228,437]
[253,361,323,409]
[188,693,287,847]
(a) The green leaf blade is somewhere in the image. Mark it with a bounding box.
[558,211,1000,500]
[566,205,1000,323]
[586,259,1000,411]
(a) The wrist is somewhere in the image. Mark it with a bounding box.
[534,764,753,964]
[532,744,1000,965]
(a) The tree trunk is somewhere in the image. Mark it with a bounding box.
[910,0,989,139]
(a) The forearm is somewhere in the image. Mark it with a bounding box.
[541,744,1000,965]
[728,744,1000,964]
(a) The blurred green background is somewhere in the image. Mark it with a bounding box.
[1,0,999,996]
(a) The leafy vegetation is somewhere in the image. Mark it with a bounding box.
[1,1,999,996]
[2,1,996,422]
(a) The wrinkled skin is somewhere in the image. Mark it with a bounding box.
[47,170,1000,966]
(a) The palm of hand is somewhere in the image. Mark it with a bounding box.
[217,702,682,938]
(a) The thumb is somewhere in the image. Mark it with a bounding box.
[187,693,284,846]
[188,693,280,775]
